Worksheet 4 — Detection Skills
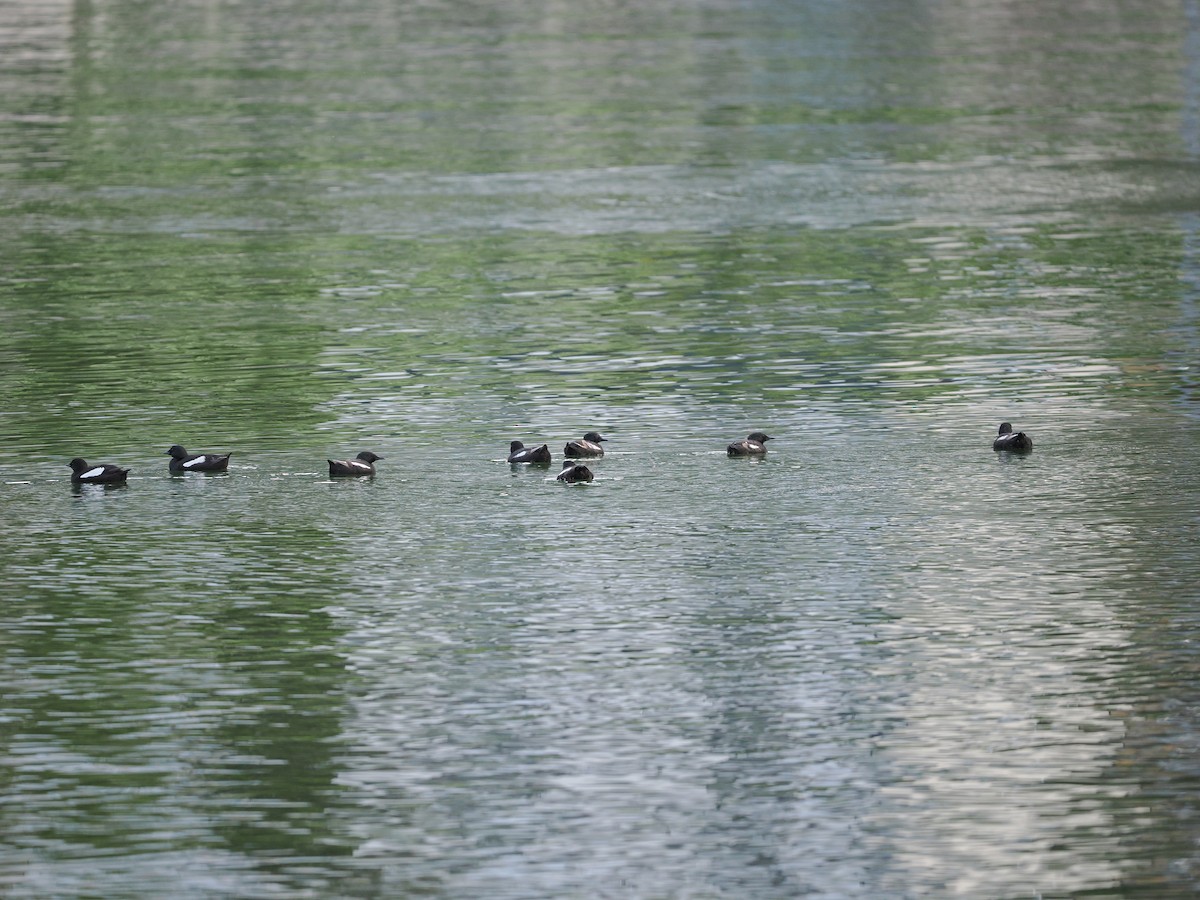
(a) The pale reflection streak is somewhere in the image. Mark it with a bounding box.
[865,578,1129,893]
[328,516,885,895]
[851,430,1140,892]
[327,159,1168,237]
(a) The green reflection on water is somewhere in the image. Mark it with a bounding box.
[3,220,1189,463]
[0,519,367,879]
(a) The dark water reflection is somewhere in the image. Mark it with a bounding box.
[3,0,1200,896]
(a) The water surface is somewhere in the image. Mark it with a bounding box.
[2,0,1200,896]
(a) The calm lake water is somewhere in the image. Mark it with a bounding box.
[3,0,1200,897]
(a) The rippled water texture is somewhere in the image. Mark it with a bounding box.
[3,0,1200,897]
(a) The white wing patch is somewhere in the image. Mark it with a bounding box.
[182,456,205,468]
[82,467,106,480]
[350,460,371,471]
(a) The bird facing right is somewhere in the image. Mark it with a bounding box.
[564,432,607,458]
[328,451,383,477]
[727,432,772,457]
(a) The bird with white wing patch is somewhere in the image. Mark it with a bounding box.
[68,457,130,485]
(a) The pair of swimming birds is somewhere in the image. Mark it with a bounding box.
[506,431,608,464]
[507,431,607,483]
[68,444,233,484]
